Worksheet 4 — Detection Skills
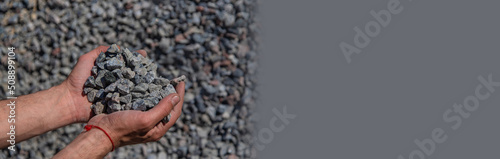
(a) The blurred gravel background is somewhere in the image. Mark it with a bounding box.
[0,0,259,158]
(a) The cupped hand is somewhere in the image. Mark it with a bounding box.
[87,81,185,149]
[60,46,148,122]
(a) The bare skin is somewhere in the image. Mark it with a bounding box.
[0,46,185,158]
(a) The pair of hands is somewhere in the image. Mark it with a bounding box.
[61,46,184,149]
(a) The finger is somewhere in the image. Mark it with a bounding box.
[157,81,185,130]
[142,126,163,142]
[152,121,169,141]
[158,103,182,132]
[143,80,186,137]
[175,81,186,99]
[154,108,181,138]
[136,50,147,57]
[143,93,180,127]
[170,81,185,120]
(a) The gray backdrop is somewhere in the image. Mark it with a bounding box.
[258,0,500,158]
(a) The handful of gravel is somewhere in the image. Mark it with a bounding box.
[83,44,185,122]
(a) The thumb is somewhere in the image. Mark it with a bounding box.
[145,93,180,124]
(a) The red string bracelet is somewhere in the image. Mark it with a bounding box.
[84,125,115,152]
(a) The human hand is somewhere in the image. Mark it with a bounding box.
[60,46,148,123]
[53,47,184,157]
[86,81,185,149]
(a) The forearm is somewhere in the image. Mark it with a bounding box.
[0,84,77,148]
[54,129,112,159]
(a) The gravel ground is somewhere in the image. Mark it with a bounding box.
[0,0,259,158]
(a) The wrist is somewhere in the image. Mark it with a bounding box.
[53,82,80,123]
[58,80,91,123]
[87,115,123,148]
[86,127,114,152]
[54,127,113,158]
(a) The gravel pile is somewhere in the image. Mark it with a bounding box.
[0,0,259,158]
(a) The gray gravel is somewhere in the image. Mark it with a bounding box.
[84,44,186,123]
[0,0,259,158]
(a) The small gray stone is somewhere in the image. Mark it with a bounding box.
[134,66,147,76]
[106,58,124,70]
[170,75,187,85]
[121,67,135,79]
[107,44,119,53]
[133,75,146,84]
[147,154,157,159]
[132,99,147,111]
[105,92,113,101]
[95,71,107,88]
[148,83,162,92]
[83,87,94,94]
[159,38,170,51]
[92,102,105,115]
[97,62,105,70]
[126,51,141,66]
[192,33,204,43]
[144,72,155,83]
[148,91,160,99]
[96,51,106,63]
[206,106,216,120]
[105,82,118,92]
[110,92,120,103]
[103,71,117,84]
[125,79,135,89]
[144,99,155,109]
[197,127,209,138]
[119,94,132,104]
[148,96,160,105]
[108,103,122,112]
[162,113,171,123]
[112,69,124,79]
[117,84,130,94]
[147,63,158,72]
[133,83,149,93]
[91,66,98,76]
[87,89,98,102]
[224,13,235,26]
[154,78,170,85]
[141,57,152,66]
[96,89,105,99]
[164,84,177,95]
[131,92,146,98]
[123,103,132,110]
[123,49,134,64]
[157,152,167,159]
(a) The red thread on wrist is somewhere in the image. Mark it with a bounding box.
[84,125,115,152]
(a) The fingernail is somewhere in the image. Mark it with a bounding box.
[171,95,180,106]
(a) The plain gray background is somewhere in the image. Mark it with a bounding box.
[257,0,500,158]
